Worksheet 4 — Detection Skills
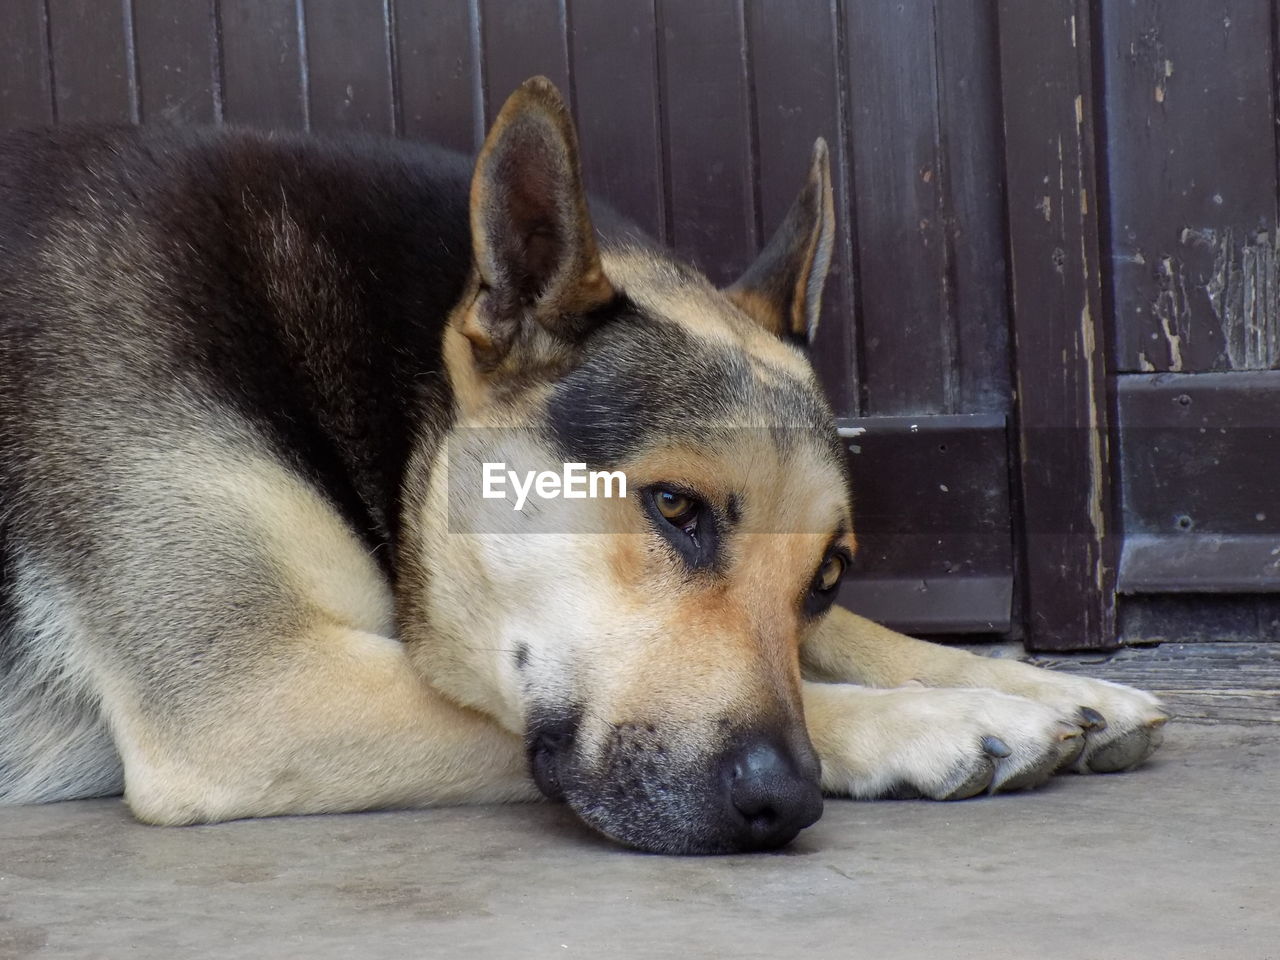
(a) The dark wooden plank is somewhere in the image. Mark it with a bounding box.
[1119,596,1280,644]
[839,576,1012,636]
[837,414,1014,635]
[933,0,1011,413]
[394,0,480,153]
[746,0,857,416]
[46,0,134,123]
[567,0,664,242]
[477,0,569,126]
[218,0,306,130]
[0,0,55,127]
[1117,371,1280,592]
[842,1,949,416]
[1101,0,1280,372]
[301,0,394,134]
[656,0,756,285]
[997,0,1117,650]
[839,414,1011,575]
[1121,536,1280,593]
[131,0,217,124]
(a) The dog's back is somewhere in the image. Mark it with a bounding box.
[0,126,474,802]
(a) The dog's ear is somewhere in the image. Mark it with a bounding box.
[463,76,614,368]
[726,138,835,346]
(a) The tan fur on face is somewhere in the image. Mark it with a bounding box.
[586,432,851,731]
[602,248,817,384]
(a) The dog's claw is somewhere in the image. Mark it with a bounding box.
[943,759,996,800]
[981,735,1012,759]
[1055,729,1087,770]
[1078,706,1107,730]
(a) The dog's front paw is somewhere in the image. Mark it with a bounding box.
[808,685,1088,801]
[1006,671,1168,775]
[956,656,1169,774]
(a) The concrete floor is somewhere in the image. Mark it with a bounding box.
[1,722,1276,960]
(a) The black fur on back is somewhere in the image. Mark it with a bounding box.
[0,125,476,567]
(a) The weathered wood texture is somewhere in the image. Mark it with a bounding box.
[1029,642,1280,725]
[1100,0,1280,373]
[997,0,1116,649]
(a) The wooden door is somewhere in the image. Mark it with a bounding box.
[4,0,1275,650]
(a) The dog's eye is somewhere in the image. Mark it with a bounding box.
[804,551,847,617]
[654,489,699,528]
[815,553,845,593]
[642,485,717,569]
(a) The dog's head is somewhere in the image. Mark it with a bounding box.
[402,78,851,854]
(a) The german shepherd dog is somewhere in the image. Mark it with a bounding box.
[0,78,1166,854]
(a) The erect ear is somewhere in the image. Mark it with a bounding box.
[726,138,835,346]
[464,76,614,368]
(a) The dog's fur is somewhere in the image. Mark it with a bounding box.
[0,78,1166,854]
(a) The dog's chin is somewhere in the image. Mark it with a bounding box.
[524,705,816,855]
[556,778,747,856]
[526,731,758,854]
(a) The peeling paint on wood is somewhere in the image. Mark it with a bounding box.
[1176,226,1280,370]
[1152,254,1188,371]
[1141,226,1280,373]
[1103,0,1278,373]
[1198,227,1279,370]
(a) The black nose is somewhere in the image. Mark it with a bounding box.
[724,737,824,851]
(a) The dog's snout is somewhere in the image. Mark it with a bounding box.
[724,737,823,851]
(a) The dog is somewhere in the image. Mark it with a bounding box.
[0,77,1166,854]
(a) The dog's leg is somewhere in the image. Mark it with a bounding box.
[44,443,540,826]
[109,623,538,825]
[804,681,1092,799]
[802,606,1167,777]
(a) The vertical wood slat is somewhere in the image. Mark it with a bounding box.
[1101,0,1280,373]
[477,0,570,126]
[934,0,1011,413]
[301,0,394,133]
[746,0,858,416]
[656,0,756,286]
[568,0,665,242]
[0,0,55,127]
[131,0,218,124]
[46,0,135,122]
[843,1,950,417]
[218,0,306,130]
[997,0,1116,650]
[395,0,480,153]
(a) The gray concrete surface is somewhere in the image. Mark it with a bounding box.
[1,722,1276,960]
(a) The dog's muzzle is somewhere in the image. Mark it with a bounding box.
[526,706,823,854]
